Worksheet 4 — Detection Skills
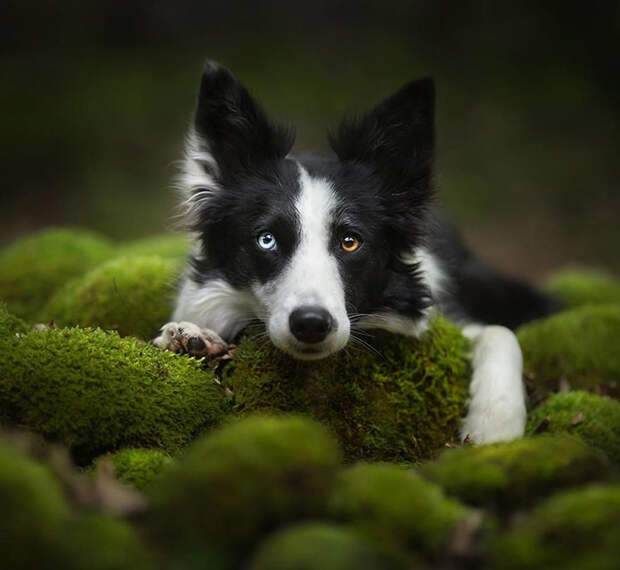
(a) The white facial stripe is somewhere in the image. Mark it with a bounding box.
[252,163,350,359]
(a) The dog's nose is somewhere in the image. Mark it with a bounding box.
[289,306,334,343]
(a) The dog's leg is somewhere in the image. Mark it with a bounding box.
[460,324,526,444]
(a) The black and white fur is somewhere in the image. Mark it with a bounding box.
[154,61,556,444]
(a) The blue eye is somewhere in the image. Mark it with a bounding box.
[257,231,277,251]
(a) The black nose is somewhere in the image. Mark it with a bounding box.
[289,306,334,343]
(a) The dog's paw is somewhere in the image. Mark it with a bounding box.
[152,321,229,358]
[460,400,526,445]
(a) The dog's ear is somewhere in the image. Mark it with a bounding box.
[191,61,294,181]
[329,78,435,185]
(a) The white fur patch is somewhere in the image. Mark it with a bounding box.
[251,164,350,359]
[401,247,447,303]
[175,130,220,228]
[172,275,258,340]
[460,324,526,444]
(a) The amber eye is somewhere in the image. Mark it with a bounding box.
[340,235,361,253]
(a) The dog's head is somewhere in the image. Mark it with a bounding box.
[181,61,435,359]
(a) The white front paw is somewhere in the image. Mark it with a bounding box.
[460,399,526,445]
[152,321,229,357]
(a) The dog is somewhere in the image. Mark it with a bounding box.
[153,61,557,444]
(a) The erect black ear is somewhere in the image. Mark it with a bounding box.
[329,78,435,183]
[193,61,294,180]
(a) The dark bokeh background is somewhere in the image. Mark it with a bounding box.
[1,1,619,278]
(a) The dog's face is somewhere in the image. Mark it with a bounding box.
[182,62,435,359]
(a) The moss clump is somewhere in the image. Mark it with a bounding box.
[95,448,173,490]
[488,484,620,570]
[546,269,620,309]
[40,255,182,339]
[150,416,341,564]
[329,463,466,558]
[248,523,413,570]
[59,514,154,570]
[527,391,620,464]
[423,435,612,510]
[0,303,29,335]
[0,327,228,461]
[518,304,620,397]
[0,227,113,321]
[0,441,68,569]
[226,317,470,463]
[116,233,190,260]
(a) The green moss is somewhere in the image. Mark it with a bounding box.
[116,233,189,260]
[248,523,414,570]
[423,435,612,510]
[518,304,620,397]
[546,269,620,309]
[226,317,470,463]
[0,441,68,569]
[329,463,466,558]
[0,227,113,321]
[95,448,173,490]
[0,303,29,335]
[527,391,620,464]
[40,255,182,338]
[150,416,341,564]
[488,484,620,570]
[59,514,155,570]
[0,327,227,461]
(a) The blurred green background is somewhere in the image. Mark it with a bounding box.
[1,1,619,278]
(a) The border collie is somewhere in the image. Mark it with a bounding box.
[153,61,556,444]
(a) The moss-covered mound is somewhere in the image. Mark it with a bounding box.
[0,440,68,569]
[0,302,29,335]
[423,435,612,510]
[329,463,467,558]
[39,255,181,339]
[94,448,173,490]
[226,317,470,463]
[150,416,341,566]
[546,269,620,309]
[527,391,620,463]
[488,484,620,570]
[116,233,189,260]
[0,227,113,321]
[59,514,155,570]
[0,327,227,461]
[248,523,414,570]
[518,304,620,397]
[0,438,155,570]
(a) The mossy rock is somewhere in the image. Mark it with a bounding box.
[527,391,620,463]
[248,523,415,570]
[40,255,182,339]
[0,303,29,335]
[546,269,620,309]
[0,440,68,569]
[328,463,467,558]
[422,435,612,510]
[0,327,228,462]
[94,448,173,490]
[0,227,113,321]
[226,317,470,463]
[487,484,620,570]
[116,233,190,260]
[518,304,620,397]
[149,416,341,566]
